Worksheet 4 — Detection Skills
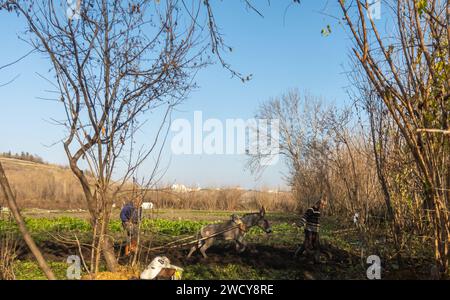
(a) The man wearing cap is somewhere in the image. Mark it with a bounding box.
[294,195,327,261]
[120,200,142,256]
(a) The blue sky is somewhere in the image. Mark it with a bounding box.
[0,1,354,189]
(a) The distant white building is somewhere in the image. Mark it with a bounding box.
[171,184,188,193]
[168,183,204,192]
[141,202,154,210]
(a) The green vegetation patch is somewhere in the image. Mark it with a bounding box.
[13,260,68,280]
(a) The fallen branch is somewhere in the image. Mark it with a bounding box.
[75,234,91,275]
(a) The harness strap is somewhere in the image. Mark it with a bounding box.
[141,223,243,252]
[233,219,247,232]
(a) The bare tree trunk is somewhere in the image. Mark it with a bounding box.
[0,161,56,280]
[102,238,118,272]
[98,207,118,272]
[367,105,402,245]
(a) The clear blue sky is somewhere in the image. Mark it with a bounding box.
[0,1,355,189]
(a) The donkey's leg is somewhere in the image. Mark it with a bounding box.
[239,241,247,253]
[187,233,203,258]
[199,247,208,259]
[234,240,241,252]
[237,242,246,253]
[187,245,197,258]
[236,235,246,253]
[199,238,214,259]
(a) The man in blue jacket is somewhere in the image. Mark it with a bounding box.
[120,200,142,256]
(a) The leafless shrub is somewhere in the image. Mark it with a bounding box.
[0,214,17,280]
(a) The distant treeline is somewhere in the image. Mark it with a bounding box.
[0,151,46,164]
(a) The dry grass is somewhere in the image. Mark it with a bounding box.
[0,158,85,209]
[141,189,296,212]
[0,213,17,280]
[81,266,140,280]
[0,158,296,212]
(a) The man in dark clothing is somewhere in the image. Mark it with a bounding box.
[120,201,142,256]
[294,197,327,261]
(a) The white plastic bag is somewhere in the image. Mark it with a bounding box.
[140,256,183,280]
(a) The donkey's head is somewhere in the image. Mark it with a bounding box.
[242,206,272,234]
[258,206,272,233]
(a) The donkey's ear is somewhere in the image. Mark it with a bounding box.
[260,206,266,217]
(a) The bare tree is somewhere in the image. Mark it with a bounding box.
[0,0,292,273]
[1,0,215,272]
[247,90,335,208]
